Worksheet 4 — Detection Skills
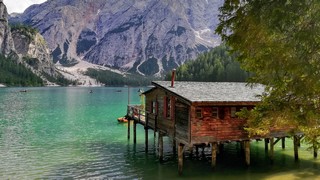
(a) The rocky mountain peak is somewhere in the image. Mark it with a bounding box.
[11,0,223,76]
[0,0,14,56]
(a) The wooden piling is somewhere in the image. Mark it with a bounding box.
[314,143,318,158]
[145,127,148,152]
[133,121,137,144]
[282,137,285,149]
[293,135,299,161]
[127,119,130,140]
[159,132,163,161]
[264,138,269,153]
[178,143,185,175]
[172,139,176,155]
[269,138,274,162]
[211,142,217,169]
[244,140,250,166]
[145,113,149,152]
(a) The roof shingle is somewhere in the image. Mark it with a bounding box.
[152,81,264,103]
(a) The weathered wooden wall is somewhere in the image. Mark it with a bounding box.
[190,105,254,144]
[175,100,189,143]
[145,88,175,136]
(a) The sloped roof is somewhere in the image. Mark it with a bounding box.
[152,81,264,103]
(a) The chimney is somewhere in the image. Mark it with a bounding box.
[171,69,176,88]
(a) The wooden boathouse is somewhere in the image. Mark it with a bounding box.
[126,80,305,174]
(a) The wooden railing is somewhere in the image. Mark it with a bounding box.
[127,105,146,124]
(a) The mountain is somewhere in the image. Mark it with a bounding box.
[0,0,73,86]
[0,0,14,56]
[10,0,223,76]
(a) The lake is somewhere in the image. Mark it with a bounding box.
[0,87,319,179]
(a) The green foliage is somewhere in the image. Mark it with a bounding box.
[10,23,38,40]
[216,0,320,150]
[42,72,76,86]
[165,45,249,82]
[85,68,157,86]
[0,55,43,86]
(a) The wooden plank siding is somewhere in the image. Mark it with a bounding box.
[190,105,253,144]
[144,88,175,136]
[175,100,189,143]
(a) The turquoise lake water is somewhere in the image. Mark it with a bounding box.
[0,87,319,179]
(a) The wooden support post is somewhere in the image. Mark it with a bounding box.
[282,137,285,149]
[172,139,176,155]
[178,143,185,175]
[211,142,217,169]
[154,115,158,139]
[293,135,299,161]
[244,140,250,166]
[145,113,149,153]
[158,132,163,161]
[145,127,148,152]
[127,119,130,140]
[313,143,318,158]
[264,138,269,153]
[195,146,199,156]
[269,138,274,162]
[297,135,301,147]
[240,141,244,153]
[133,121,137,144]
[219,143,224,154]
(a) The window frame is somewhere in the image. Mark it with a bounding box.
[196,108,203,118]
[212,107,219,119]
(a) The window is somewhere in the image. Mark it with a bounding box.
[164,96,171,118]
[219,107,225,119]
[196,109,202,118]
[212,107,218,118]
[151,101,157,114]
[231,107,237,118]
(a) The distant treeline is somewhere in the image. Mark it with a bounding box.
[85,68,157,86]
[165,45,249,82]
[0,55,43,86]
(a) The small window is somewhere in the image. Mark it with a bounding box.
[219,107,225,119]
[231,107,237,118]
[212,107,218,118]
[164,96,171,118]
[151,101,157,114]
[196,109,202,118]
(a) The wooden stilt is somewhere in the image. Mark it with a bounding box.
[211,142,217,169]
[264,138,269,153]
[189,146,194,158]
[293,135,299,161]
[127,119,130,140]
[313,143,318,158]
[240,141,244,153]
[244,140,250,166]
[133,121,137,144]
[282,137,285,149]
[269,138,274,162]
[145,127,148,152]
[158,132,163,161]
[145,113,149,153]
[178,143,185,175]
[172,139,176,155]
[219,143,224,154]
[297,135,301,147]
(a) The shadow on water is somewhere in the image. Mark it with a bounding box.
[41,137,320,180]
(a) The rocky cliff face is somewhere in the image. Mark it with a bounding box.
[0,0,14,56]
[0,0,57,82]
[11,0,223,76]
[11,27,56,77]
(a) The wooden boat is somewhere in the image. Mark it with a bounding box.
[117,116,128,123]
